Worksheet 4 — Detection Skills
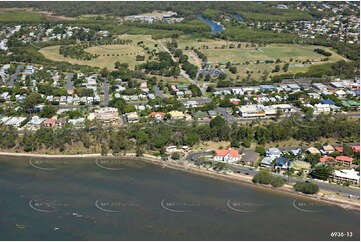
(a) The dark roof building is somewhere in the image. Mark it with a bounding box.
[241,150,260,165]
[322,99,336,105]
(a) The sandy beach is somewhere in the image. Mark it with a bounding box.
[0,151,359,211]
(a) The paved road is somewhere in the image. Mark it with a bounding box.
[187,152,360,198]
[8,65,23,87]
[127,98,212,106]
[216,107,238,123]
[103,78,109,106]
[153,86,163,98]
[158,40,206,96]
[65,73,74,91]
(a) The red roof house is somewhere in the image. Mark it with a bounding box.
[214,149,241,163]
[336,156,353,166]
[43,115,58,128]
[320,156,336,163]
[352,146,360,153]
[150,112,165,120]
[335,147,343,152]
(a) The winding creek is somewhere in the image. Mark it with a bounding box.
[197,14,225,34]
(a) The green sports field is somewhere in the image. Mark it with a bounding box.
[39,34,160,70]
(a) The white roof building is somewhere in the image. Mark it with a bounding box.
[27,116,46,126]
[69,118,85,125]
[238,105,265,118]
[4,117,27,127]
[231,88,243,95]
[260,156,275,168]
[314,104,331,114]
[333,169,360,184]
[266,148,282,158]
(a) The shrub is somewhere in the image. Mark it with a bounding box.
[252,171,274,185]
[294,182,319,194]
[171,152,180,160]
[255,146,265,155]
[242,139,251,148]
[253,171,286,188]
[271,176,286,187]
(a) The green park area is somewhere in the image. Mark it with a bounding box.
[39,35,161,70]
[0,10,47,22]
[175,38,346,80]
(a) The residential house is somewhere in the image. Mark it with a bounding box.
[287,84,301,91]
[321,144,335,154]
[259,85,276,92]
[314,104,331,114]
[208,110,217,118]
[26,116,46,129]
[240,150,259,166]
[68,118,85,126]
[56,117,66,127]
[126,112,139,123]
[290,148,302,157]
[192,111,208,120]
[150,112,165,120]
[332,169,360,184]
[274,157,291,170]
[336,156,353,166]
[307,147,321,155]
[43,116,57,128]
[265,148,282,158]
[272,104,295,113]
[290,160,311,174]
[4,117,26,127]
[231,88,243,95]
[320,156,336,164]
[94,107,120,124]
[260,156,275,168]
[214,149,241,163]
[169,110,185,120]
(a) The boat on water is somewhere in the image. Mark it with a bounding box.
[16,224,25,229]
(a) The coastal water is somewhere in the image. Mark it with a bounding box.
[197,14,225,34]
[233,14,244,20]
[0,156,359,241]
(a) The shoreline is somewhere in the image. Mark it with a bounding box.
[0,151,359,211]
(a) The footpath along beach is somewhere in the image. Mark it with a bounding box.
[0,151,359,211]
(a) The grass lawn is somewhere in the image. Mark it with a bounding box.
[176,37,346,80]
[39,34,160,70]
[154,75,191,84]
[193,141,230,152]
[0,10,47,22]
